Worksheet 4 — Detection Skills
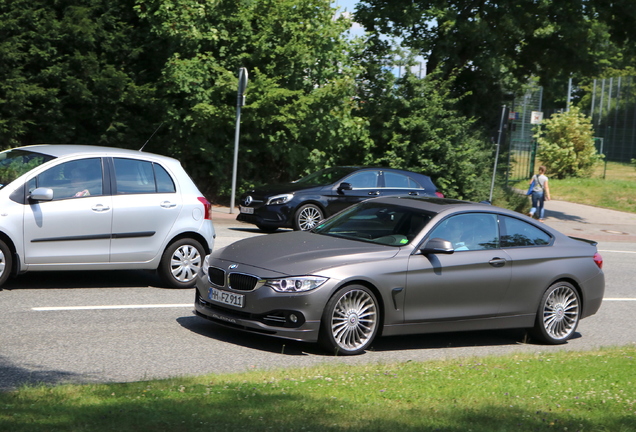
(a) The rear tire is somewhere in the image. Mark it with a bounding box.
[0,240,13,288]
[319,285,380,355]
[531,282,580,344]
[158,238,205,288]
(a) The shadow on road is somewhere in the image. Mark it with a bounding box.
[176,316,317,355]
[544,208,587,223]
[2,269,169,290]
[178,316,579,356]
[0,355,100,392]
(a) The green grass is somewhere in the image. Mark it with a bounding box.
[1,347,635,431]
[514,161,636,214]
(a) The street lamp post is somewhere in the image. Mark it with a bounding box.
[230,67,248,214]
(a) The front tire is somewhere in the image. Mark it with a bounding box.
[319,285,380,355]
[531,282,581,344]
[158,238,205,288]
[294,204,324,231]
[0,240,13,288]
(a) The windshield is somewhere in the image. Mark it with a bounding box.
[293,166,360,186]
[0,149,55,189]
[314,202,434,246]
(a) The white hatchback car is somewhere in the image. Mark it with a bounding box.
[0,145,215,288]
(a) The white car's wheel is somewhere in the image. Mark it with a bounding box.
[159,238,205,288]
[0,240,13,288]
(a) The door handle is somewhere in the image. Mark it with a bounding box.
[489,257,507,268]
[91,204,110,212]
[161,201,177,208]
[408,191,419,196]
[368,191,380,196]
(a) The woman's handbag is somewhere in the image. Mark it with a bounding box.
[526,178,536,195]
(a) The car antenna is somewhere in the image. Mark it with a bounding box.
[139,122,164,152]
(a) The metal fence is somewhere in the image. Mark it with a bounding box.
[589,76,636,163]
[506,86,543,184]
[505,76,636,184]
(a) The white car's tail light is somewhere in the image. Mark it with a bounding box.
[198,197,212,220]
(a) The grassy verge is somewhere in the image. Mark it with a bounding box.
[514,161,636,214]
[1,346,634,431]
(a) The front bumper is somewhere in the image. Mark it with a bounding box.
[236,206,293,229]
[193,287,322,343]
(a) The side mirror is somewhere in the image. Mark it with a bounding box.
[337,182,352,193]
[29,187,54,201]
[420,238,454,255]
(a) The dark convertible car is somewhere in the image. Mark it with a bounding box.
[196,197,605,355]
[236,166,442,232]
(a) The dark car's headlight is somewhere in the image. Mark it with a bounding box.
[265,276,328,293]
[266,194,294,205]
[200,255,211,276]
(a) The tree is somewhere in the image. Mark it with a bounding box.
[1,0,371,200]
[134,0,372,197]
[535,107,603,179]
[354,0,636,125]
[356,55,493,200]
[0,0,164,148]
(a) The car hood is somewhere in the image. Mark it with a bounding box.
[214,231,400,275]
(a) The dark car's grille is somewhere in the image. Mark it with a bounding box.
[229,273,260,291]
[208,267,225,287]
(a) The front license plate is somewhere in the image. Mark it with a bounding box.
[240,206,254,214]
[208,287,245,308]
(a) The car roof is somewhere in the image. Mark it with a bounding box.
[13,144,177,162]
[338,166,433,177]
[369,196,502,214]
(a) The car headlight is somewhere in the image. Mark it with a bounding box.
[266,194,294,205]
[266,276,328,293]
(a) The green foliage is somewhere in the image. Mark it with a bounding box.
[134,0,370,198]
[355,1,636,123]
[491,183,532,214]
[1,347,635,431]
[535,107,603,179]
[0,0,164,148]
[359,68,493,201]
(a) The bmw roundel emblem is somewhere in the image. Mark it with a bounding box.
[229,264,238,269]
[242,196,253,206]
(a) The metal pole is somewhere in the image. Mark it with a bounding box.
[229,67,248,214]
[489,105,507,203]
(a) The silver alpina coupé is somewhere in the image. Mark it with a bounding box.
[195,197,604,355]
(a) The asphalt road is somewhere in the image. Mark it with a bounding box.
[1,215,634,391]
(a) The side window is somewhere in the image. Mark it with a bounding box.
[384,172,422,189]
[344,170,380,189]
[154,164,176,193]
[428,213,499,251]
[114,158,176,194]
[35,158,103,200]
[500,216,552,247]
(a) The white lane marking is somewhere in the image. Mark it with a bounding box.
[603,298,636,301]
[33,304,191,311]
[33,299,636,312]
[599,250,636,254]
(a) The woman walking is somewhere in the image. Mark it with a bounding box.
[528,166,551,222]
